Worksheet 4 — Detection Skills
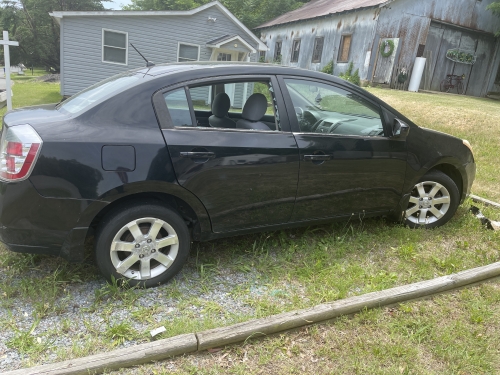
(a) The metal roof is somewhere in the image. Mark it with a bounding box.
[256,0,393,29]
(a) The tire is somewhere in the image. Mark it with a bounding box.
[404,170,460,229]
[440,79,450,93]
[95,203,190,288]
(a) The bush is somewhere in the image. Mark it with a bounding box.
[339,62,361,86]
[321,60,334,74]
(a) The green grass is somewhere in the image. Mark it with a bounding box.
[1,84,500,373]
[0,68,61,118]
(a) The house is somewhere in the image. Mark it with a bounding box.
[50,1,267,97]
[255,0,500,97]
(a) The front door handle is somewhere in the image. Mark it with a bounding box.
[304,154,331,161]
[180,152,215,159]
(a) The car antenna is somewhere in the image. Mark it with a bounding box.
[130,43,155,67]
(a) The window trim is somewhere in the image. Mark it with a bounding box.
[102,28,128,66]
[311,37,324,63]
[337,34,352,63]
[276,75,388,137]
[290,39,301,63]
[177,42,201,62]
[153,75,291,133]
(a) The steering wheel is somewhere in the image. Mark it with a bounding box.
[294,106,304,118]
[310,119,324,133]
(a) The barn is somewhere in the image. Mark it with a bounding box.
[255,0,500,97]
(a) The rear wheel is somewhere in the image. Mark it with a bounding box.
[95,203,190,288]
[405,171,460,229]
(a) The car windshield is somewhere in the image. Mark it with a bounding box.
[57,73,141,114]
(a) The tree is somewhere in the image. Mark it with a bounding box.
[0,0,108,70]
[124,0,307,30]
[487,1,500,36]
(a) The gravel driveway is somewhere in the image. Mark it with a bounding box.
[0,236,293,372]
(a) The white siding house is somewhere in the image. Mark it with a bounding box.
[50,1,267,96]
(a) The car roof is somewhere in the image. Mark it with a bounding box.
[134,61,327,79]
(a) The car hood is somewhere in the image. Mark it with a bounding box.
[3,103,68,127]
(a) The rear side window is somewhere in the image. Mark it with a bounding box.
[58,73,140,114]
[163,89,193,127]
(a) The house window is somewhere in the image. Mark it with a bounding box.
[102,29,128,65]
[178,43,199,62]
[217,53,232,61]
[259,50,266,61]
[338,35,352,63]
[312,37,324,63]
[274,41,282,62]
[291,39,301,63]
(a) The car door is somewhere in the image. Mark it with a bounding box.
[153,75,299,233]
[277,76,407,221]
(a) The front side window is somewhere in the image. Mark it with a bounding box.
[338,35,352,63]
[291,39,301,63]
[163,88,193,127]
[312,37,324,63]
[284,79,384,136]
[102,29,127,65]
[178,43,199,62]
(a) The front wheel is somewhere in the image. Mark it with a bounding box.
[405,171,460,229]
[95,203,190,288]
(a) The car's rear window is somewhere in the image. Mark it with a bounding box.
[57,73,141,115]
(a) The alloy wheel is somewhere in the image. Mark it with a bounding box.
[405,181,451,225]
[110,217,179,280]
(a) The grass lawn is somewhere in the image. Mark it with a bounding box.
[0,84,500,374]
[0,68,61,118]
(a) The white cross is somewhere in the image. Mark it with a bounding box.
[0,31,19,111]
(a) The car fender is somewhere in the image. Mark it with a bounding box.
[75,180,212,235]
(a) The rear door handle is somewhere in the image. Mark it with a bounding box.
[304,155,331,161]
[180,152,215,159]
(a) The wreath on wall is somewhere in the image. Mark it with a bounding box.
[380,40,395,58]
[446,48,476,65]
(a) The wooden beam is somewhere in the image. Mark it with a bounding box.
[197,262,500,350]
[470,194,500,209]
[5,262,500,375]
[3,334,197,375]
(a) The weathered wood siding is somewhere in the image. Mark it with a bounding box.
[60,7,259,96]
[259,0,500,96]
[260,8,379,79]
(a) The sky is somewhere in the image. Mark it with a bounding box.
[107,0,133,10]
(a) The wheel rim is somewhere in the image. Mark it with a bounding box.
[110,217,179,280]
[405,181,451,225]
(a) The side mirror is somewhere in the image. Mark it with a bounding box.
[392,118,410,139]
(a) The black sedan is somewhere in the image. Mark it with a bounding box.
[0,63,475,287]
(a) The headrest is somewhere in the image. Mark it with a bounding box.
[211,92,231,117]
[242,93,268,122]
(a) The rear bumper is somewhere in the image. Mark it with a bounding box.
[0,179,102,261]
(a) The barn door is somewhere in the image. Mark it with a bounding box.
[372,38,400,84]
[428,26,462,92]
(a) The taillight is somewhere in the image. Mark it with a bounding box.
[0,124,43,182]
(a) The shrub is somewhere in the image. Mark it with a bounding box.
[321,60,334,74]
[339,62,361,86]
